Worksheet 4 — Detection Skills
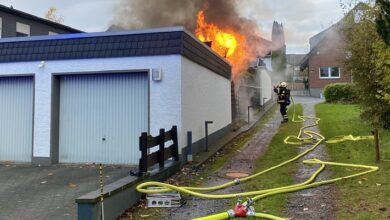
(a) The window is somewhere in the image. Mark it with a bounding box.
[319,67,340,79]
[0,17,2,38]
[16,22,30,37]
[48,31,58,35]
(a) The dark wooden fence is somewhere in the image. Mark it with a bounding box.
[139,126,179,175]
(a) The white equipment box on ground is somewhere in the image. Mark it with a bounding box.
[146,187,181,208]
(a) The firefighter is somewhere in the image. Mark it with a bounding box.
[273,82,290,123]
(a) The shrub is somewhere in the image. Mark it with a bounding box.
[323,83,357,103]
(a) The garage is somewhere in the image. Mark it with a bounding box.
[58,73,149,164]
[0,27,232,165]
[0,76,33,162]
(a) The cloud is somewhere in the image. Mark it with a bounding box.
[236,0,344,54]
[0,0,345,53]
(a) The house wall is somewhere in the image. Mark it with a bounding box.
[0,10,77,38]
[308,35,352,97]
[181,56,232,155]
[0,55,182,163]
[259,68,273,104]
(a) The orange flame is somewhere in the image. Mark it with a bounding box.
[195,10,249,80]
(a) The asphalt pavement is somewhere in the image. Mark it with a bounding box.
[0,163,132,220]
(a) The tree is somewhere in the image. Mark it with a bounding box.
[45,7,64,24]
[343,3,390,129]
[376,0,390,45]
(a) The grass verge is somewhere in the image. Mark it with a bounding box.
[244,104,303,217]
[315,103,390,219]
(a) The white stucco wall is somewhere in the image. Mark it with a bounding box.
[259,68,273,105]
[0,55,182,158]
[181,57,232,150]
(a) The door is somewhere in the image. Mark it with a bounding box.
[59,73,148,164]
[0,76,33,162]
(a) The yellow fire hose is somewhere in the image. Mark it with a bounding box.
[136,97,379,219]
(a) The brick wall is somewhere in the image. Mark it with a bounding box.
[308,36,352,89]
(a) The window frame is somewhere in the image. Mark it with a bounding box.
[16,22,30,37]
[0,17,2,38]
[319,66,341,79]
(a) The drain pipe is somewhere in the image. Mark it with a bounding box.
[187,131,193,162]
[262,98,267,111]
[205,121,213,152]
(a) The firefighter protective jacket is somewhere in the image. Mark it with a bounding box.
[274,87,290,104]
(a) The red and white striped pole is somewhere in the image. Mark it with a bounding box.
[99,163,105,220]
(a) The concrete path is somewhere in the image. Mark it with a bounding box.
[0,164,131,220]
[285,96,336,220]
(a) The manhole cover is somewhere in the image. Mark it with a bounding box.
[225,172,250,178]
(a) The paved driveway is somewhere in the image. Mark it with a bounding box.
[0,163,132,220]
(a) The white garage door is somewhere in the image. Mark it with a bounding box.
[0,77,33,162]
[59,73,149,164]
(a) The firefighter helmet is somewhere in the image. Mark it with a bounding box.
[280,82,287,87]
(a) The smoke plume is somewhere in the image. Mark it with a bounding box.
[112,0,240,32]
[112,0,286,120]
[111,0,280,47]
[111,0,284,81]
[112,0,203,31]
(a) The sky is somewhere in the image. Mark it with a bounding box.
[0,0,345,54]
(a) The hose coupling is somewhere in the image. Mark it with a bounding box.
[245,198,254,207]
[234,178,241,185]
[227,209,235,218]
[246,209,256,217]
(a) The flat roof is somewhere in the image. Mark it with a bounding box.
[0,27,231,79]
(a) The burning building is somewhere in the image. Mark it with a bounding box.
[110,0,287,119]
[0,0,287,165]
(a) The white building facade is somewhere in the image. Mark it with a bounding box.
[0,27,232,165]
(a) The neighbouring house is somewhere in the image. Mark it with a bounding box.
[0,4,81,38]
[0,27,232,165]
[299,23,352,97]
[297,2,371,98]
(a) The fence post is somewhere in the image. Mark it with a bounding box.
[187,131,193,162]
[139,132,148,174]
[172,126,179,161]
[373,128,380,162]
[159,129,165,168]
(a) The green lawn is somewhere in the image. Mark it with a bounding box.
[315,103,390,219]
[244,104,303,217]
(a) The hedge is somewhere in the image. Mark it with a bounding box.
[323,83,357,103]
